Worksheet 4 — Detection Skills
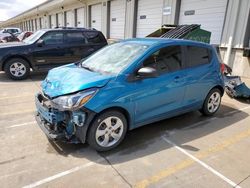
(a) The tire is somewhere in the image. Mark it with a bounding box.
[200,88,222,116]
[4,58,30,80]
[87,110,127,152]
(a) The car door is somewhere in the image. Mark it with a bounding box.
[182,45,214,109]
[131,45,187,126]
[31,31,66,68]
[64,31,89,63]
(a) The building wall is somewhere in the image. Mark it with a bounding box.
[0,0,249,77]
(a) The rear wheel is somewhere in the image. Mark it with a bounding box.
[4,58,30,80]
[87,111,127,152]
[200,88,222,116]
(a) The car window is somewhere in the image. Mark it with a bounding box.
[41,32,63,45]
[7,29,18,33]
[84,31,103,44]
[186,46,211,68]
[65,32,86,44]
[143,46,182,74]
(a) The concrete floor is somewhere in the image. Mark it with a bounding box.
[0,71,250,188]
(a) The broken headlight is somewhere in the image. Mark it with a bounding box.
[52,89,97,110]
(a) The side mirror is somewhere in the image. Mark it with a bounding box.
[137,67,158,78]
[37,39,44,47]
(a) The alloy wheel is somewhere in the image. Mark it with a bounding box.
[9,62,27,77]
[207,91,221,113]
[95,116,124,147]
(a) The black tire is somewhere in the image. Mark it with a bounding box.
[200,88,222,116]
[87,110,127,152]
[4,58,30,80]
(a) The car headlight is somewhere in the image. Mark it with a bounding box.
[52,89,97,110]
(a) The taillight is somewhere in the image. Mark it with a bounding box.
[220,63,225,73]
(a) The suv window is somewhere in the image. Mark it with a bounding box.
[6,29,18,33]
[85,31,103,44]
[41,32,63,45]
[186,46,211,68]
[65,32,86,44]
[143,46,182,74]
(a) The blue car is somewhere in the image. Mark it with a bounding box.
[35,38,224,151]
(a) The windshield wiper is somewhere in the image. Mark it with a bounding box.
[81,65,94,72]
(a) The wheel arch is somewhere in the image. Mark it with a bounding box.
[211,85,224,96]
[2,55,32,70]
[94,106,132,130]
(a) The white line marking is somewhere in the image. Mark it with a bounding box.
[22,158,105,188]
[1,121,36,129]
[162,136,241,188]
[11,105,250,187]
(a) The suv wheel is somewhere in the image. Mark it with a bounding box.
[200,88,222,116]
[4,58,30,80]
[87,111,127,152]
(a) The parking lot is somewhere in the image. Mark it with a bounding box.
[0,71,250,188]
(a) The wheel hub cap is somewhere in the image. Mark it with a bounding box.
[208,92,221,113]
[9,62,26,77]
[95,116,124,147]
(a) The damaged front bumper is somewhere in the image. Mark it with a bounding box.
[35,93,96,144]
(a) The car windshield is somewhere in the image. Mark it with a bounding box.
[23,30,46,44]
[81,42,149,75]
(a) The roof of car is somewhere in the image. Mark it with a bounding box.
[123,38,212,48]
[39,27,99,32]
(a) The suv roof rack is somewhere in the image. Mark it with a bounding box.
[54,27,97,31]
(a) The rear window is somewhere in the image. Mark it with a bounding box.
[7,29,18,33]
[65,32,86,44]
[186,46,211,68]
[84,31,104,44]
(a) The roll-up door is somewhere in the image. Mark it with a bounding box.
[90,4,102,31]
[136,0,163,37]
[50,14,57,28]
[178,0,227,44]
[109,0,126,39]
[76,7,85,27]
[57,12,64,27]
[66,10,75,27]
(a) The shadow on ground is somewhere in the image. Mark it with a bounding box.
[46,104,249,164]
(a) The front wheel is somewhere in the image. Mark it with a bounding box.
[87,111,127,152]
[200,88,222,116]
[4,58,30,80]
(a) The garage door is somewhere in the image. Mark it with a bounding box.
[66,10,75,27]
[90,4,102,31]
[76,7,85,27]
[36,18,40,30]
[50,14,57,28]
[57,12,64,27]
[178,0,227,44]
[136,0,163,37]
[110,0,126,39]
[41,17,45,29]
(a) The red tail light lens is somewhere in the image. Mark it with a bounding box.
[220,63,225,73]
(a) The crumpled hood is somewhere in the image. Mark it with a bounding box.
[42,64,113,98]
